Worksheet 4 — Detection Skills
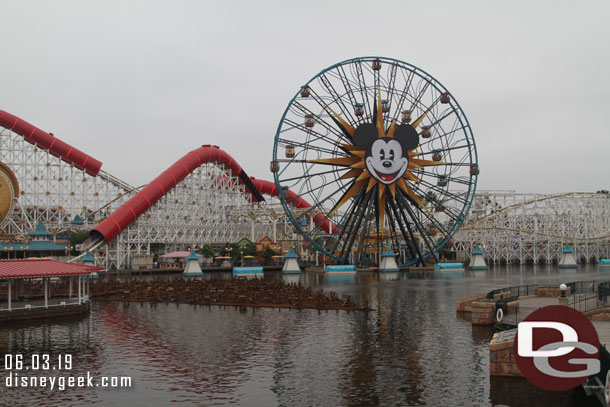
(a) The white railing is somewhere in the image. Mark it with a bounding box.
[0,297,88,312]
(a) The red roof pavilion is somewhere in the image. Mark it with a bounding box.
[0,259,103,279]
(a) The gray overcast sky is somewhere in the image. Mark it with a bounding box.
[2,1,609,194]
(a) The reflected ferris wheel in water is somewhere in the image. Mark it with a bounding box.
[272,56,478,266]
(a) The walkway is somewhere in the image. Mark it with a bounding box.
[592,321,610,347]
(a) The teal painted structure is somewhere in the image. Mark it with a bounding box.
[233,267,263,277]
[283,248,299,258]
[82,251,96,263]
[0,241,67,252]
[381,248,396,257]
[469,246,488,270]
[0,221,67,258]
[434,262,464,278]
[434,263,464,270]
[472,246,484,255]
[82,251,99,279]
[325,264,356,275]
[185,250,202,261]
[379,248,399,272]
[282,248,301,274]
[559,244,578,268]
[184,250,203,276]
[600,259,610,267]
[326,265,356,272]
[29,221,52,237]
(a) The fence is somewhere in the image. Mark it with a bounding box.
[497,305,541,328]
[487,284,539,300]
[0,296,87,312]
[492,280,610,328]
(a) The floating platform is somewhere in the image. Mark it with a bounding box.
[0,299,90,322]
[232,267,263,278]
[325,265,356,275]
[434,262,464,277]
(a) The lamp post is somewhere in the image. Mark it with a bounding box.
[559,283,568,306]
[225,246,232,266]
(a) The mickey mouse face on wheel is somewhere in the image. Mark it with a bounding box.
[353,123,419,185]
[366,138,408,184]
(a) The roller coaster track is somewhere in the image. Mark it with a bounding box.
[460,192,610,242]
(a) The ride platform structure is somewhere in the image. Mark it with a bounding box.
[325,265,356,275]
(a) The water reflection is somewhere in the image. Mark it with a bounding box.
[1,264,608,406]
[281,274,301,285]
[378,271,399,281]
[489,376,596,407]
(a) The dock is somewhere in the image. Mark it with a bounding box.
[592,321,610,347]
[466,279,610,407]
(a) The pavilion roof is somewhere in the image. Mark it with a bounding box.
[159,251,191,259]
[28,221,52,237]
[0,259,103,279]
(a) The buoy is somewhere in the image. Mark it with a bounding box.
[496,307,504,322]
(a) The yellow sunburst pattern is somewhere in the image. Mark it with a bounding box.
[309,93,447,235]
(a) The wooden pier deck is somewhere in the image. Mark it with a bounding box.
[592,321,610,347]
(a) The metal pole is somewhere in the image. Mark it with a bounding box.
[44,278,48,308]
[78,276,82,305]
[8,280,11,311]
[69,277,72,298]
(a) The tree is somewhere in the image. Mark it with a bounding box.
[198,243,215,258]
[260,246,277,263]
[222,243,236,258]
[597,190,609,195]
[222,242,256,259]
[240,242,257,257]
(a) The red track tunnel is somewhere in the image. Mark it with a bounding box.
[92,145,264,243]
[0,110,335,242]
[250,178,337,234]
[0,110,102,176]
[92,145,336,243]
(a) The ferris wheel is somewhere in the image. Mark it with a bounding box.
[271,56,478,266]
